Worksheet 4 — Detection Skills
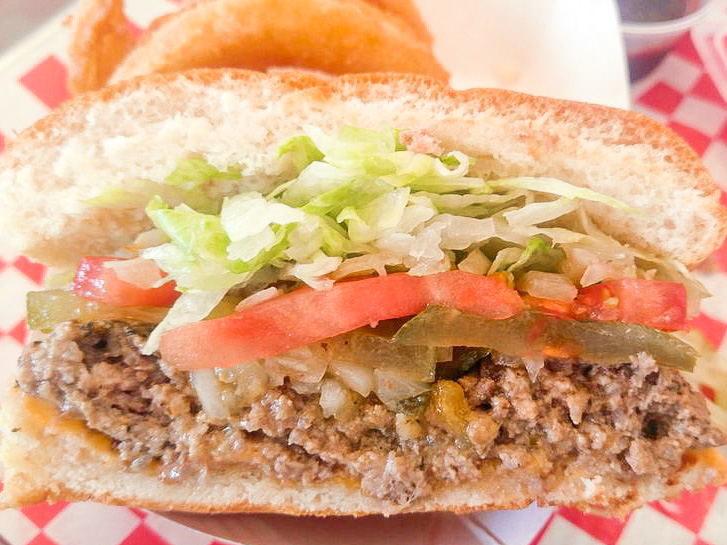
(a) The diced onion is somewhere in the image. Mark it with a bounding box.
[329,360,375,397]
[234,287,281,311]
[331,253,401,279]
[457,248,491,275]
[264,359,286,387]
[562,243,636,285]
[518,271,577,302]
[286,254,342,290]
[523,355,545,382]
[190,369,229,420]
[232,361,269,405]
[434,151,469,177]
[580,262,613,287]
[319,378,356,421]
[374,368,429,405]
[290,380,322,395]
[395,413,422,440]
[104,258,165,289]
[561,246,599,282]
[265,349,328,384]
[215,365,243,384]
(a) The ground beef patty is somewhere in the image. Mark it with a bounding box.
[17,320,725,506]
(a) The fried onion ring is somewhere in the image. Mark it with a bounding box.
[69,0,444,94]
[67,0,134,94]
[180,0,433,43]
[364,0,432,43]
[107,0,446,85]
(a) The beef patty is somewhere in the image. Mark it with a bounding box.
[17,320,725,506]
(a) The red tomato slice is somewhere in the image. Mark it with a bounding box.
[160,271,524,369]
[73,256,179,307]
[573,278,687,331]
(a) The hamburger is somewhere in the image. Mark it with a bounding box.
[0,70,725,516]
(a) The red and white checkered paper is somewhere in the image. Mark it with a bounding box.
[1,2,727,544]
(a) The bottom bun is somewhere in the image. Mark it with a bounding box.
[1,387,725,517]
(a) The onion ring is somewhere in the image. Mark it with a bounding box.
[107,0,447,85]
[67,0,134,94]
[70,0,445,94]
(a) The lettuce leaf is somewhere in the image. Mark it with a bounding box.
[146,196,231,263]
[142,290,228,355]
[503,198,579,227]
[132,128,683,326]
[85,157,240,213]
[507,236,565,273]
[165,156,242,190]
[489,177,639,213]
[278,135,324,174]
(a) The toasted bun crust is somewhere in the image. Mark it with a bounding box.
[0,70,724,268]
[1,388,725,516]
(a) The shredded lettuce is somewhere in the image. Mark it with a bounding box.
[489,247,523,273]
[143,198,246,291]
[304,125,400,168]
[143,196,294,291]
[221,192,306,242]
[278,135,324,174]
[142,290,227,354]
[516,226,586,245]
[507,236,565,273]
[504,198,579,227]
[85,157,240,213]
[146,197,231,263]
[106,125,703,346]
[431,215,496,250]
[337,188,410,243]
[420,191,527,218]
[286,252,342,289]
[84,179,217,213]
[301,179,392,217]
[165,156,242,190]
[489,177,639,213]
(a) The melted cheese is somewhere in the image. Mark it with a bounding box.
[21,394,117,457]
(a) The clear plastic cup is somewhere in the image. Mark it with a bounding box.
[620,0,715,80]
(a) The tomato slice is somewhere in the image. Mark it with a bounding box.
[73,256,179,307]
[159,271,524,369]
[573,278,687,331]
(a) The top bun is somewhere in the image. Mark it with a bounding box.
[0,69,724,268]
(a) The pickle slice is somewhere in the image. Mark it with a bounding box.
[394,307,697,372]
[27,290,239,331]
[322,331,436,383]
[27,290,169,331]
